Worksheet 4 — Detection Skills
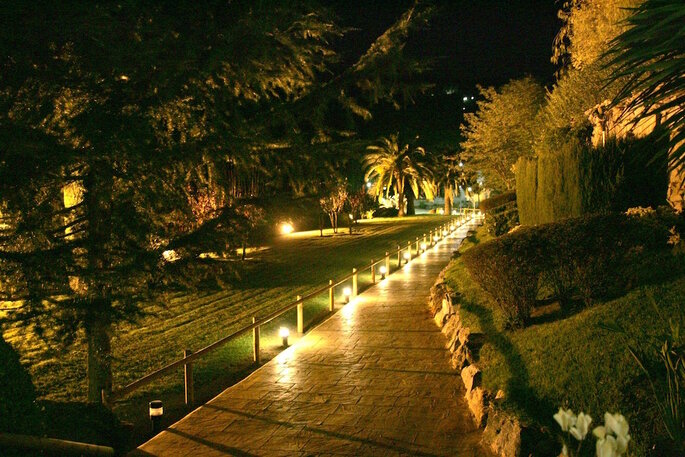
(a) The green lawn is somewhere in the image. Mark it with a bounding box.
[444,226,685,456]
[4,214,453,446]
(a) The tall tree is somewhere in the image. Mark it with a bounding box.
[0,1,431,402]
[461,77,546,191]
[363,133,434,217]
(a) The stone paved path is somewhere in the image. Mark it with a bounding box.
[135,219,490,456]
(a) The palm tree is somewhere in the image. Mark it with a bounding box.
[364,134,434,217]
[607,0,685,171]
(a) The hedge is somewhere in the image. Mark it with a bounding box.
[461,211,679,328]
[515,133,669,225]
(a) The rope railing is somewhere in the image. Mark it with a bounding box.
[104,214,475,406]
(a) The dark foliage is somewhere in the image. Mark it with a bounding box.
[462,212,680,327]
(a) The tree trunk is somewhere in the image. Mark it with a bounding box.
[405,188,415,216]
[86,317,112,403]
[83,160,114,403]
[241,241,246,260]
[328,212,335,233]
[397,180,405,217]
[444,184,453,215]
[319,214,324,237]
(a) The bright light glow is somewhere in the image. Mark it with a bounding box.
[471,96,475,100]
[459,161,464,167]
[149,400,163,417]
[467,187,472,192]
[437,208,444,215]
[343,287,351,297]
[162,250,180,262]
[403,252,411,260]
[379,265,387,274]
[279,327,290,338]
[348,213,354,220]
[420,243,427,251]
[442,230,448,236]
[366,181,372,188]
[279,222,294,235]
[463,96,468,102]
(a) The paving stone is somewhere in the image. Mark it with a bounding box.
[135,221,492,456]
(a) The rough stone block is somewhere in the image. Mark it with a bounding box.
[483,410,521,457]
[461,364,481,393]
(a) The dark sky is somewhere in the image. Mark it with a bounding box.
[325,0,561,89]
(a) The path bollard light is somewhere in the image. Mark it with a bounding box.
[343,287,352,304]
[149,400,163,434]
[420,242,427,252]
[279,222,294,235]
[403,251,411,264]
[379,265,387,280]
[279,327,290,347]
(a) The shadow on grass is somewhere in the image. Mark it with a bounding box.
[459,297,555,441]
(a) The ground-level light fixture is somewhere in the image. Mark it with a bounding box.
[279,327,290,347]
[379,265,387,280]
[403,252,411,263]
[149,400,164,434]
[459,161,464,167]
[343,287,352,303]
[280,222,294,235]
[420,242,427,252]
[442,229,448,236]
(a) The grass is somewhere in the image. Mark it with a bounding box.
[2,214,453,448]
[444,226,685,456]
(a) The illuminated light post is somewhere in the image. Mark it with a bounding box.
[279,327,290,347]
[280,222,294,235]
[420,242,427,252]
[343,287,352,304]
[149,400,163,434]
[379,265,387,280]
[403,251,411,264]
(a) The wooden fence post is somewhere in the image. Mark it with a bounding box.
[352,268,358,297]
[407,241,412,261]
[252,317,260,365]
[184,349,194,406]
[329,279,334,311]
[296,295,303,334]
[371,260,376,284]
[415,237,420,253]
[397,245,401,266]
[385,251,390,274]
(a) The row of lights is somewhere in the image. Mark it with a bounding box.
[149,217,472,433]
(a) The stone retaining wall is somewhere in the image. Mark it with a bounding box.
[428,270,522,457]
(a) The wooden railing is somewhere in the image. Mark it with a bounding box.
[104,215,474,407]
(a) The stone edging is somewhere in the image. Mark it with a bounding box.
[429,269,522,457]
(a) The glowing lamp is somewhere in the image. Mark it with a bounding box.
[420,242,427,251]
[343,287,352,303]
[348,213,354,220]
[279,327,290,347]
[379,265,387,279]
[149,400,164,434]
[442,229,448,236]
[403,252,411,262]
[280,222,294,235]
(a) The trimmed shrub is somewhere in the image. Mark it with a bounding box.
[516,133,669,225]
[462,227,546,327]
[481,191,519,236]
[0,335,40,435]
[462,211,676,327]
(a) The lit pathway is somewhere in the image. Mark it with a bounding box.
[134,219,490,456]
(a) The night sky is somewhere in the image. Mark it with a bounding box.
[326,0,561,89]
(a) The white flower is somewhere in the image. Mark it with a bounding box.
[596,435,617,457]
[604,412,630,440]
[569,412,592,441]
[554,407,577,432]
[593,426,606,439]
[616,434,630,455]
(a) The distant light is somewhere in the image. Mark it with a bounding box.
[471,96,475,100]
[459,161,464,167]
[463,96,468,102]
[379,265,387,275]
[348,213,354,220]
[462,107,466,111]
[443,229,448,236]
[279,222,294,235]
[437,208,444,215]
[119,75,129,81]
[452,210,458,215]
[149,400,163,418]
[467,187,473,192]
[420,242,427,251]
[403,252,411,261]
[366,181,372,188]
[162,250,180,262]
[343,287,352,303]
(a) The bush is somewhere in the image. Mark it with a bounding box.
[372,207,399,218]
[462,227,546,327]
[462,212,677,327]
[516,133,669,225]
[481,191,519,236]
[0,335,40,435]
